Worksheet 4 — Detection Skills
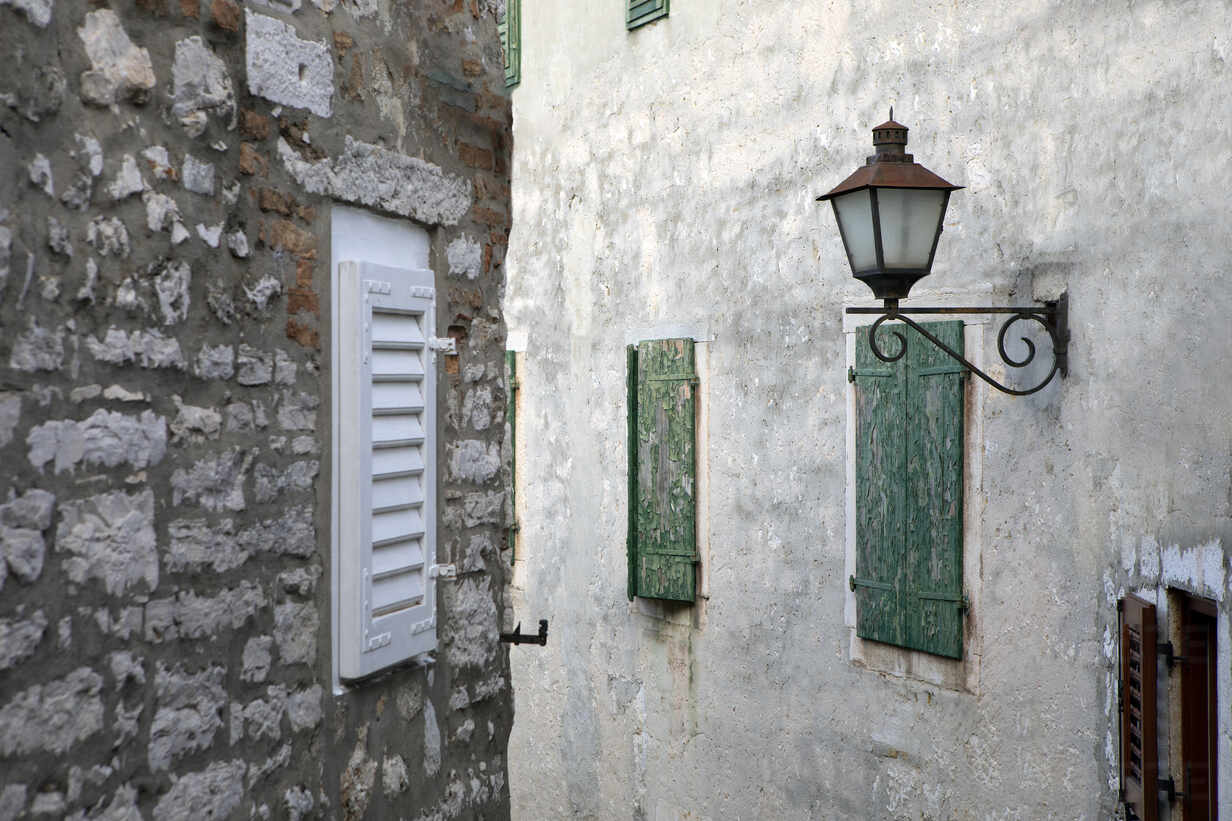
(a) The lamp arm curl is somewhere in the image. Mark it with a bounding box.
[867,309,1062,396]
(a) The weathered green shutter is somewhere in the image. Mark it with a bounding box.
[853,326,906,647]
[627,339,697,602]
[627,0,668,30]
[853,320,964,658]
[505,351,518,561]
[626,345,638,601]
[904,321,964,658]
[498,0,520,88]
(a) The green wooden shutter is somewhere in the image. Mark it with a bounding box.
[627,0,668,30]
[628,339,697,602]
[499,0,520,88]
[904,321,964,658]
[853,325,906,647]
[626,345,638,601]
[505,350,518,561]
[853,320,964,657]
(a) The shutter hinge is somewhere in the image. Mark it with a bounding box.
[848,366,855,383]
[850,575,893,592]
[645,374,699,384]
[428,337,457,355]
[918,590,970,610]
[429,564,457,580]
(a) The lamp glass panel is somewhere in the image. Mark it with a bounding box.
[876,188,946,269]
[833,189,877,272]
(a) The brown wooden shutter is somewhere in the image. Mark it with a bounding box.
[1120,593,1158,821]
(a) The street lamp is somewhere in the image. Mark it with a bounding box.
[817,112,962,302]
[819,111,1069,396]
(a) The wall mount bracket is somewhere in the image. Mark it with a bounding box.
[500,619,548,646]
[846,293,1069,396]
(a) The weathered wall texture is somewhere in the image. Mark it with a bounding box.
[0,0,513,818]
[504,1,1231,819]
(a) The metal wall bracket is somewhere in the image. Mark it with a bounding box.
[428,337,457,355]
[1159,777,1185,801]
[846,293,1069,396]
[429,564,456,580]
[1157,641,1186,668]
[500,619,548,646]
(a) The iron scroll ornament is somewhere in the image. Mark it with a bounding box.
[847,295,1069,396]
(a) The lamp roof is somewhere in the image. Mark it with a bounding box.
[816,114,963,202]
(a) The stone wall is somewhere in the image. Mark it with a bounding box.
[504,1,1232,819]
[0,0,513,818]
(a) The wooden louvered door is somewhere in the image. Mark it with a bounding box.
[1120,593,1158,821]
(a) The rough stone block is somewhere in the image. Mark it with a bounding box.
[151,759,245,820]
[194,343,235,380]
[85,328,185,369]
[77,10,156,103]
[447,233,482,279]
[440,576,498,669]
[0,667,104,756]
[148,663,227,771]
[0,610,47,670]
[86,216,130,257]
[107,154,146,199]
[277,136,472,226]
[167,518,244,572]
[448,439,500,483]
[0,394,22,448]
[154,259,191,324]
[57,488,158,596]
[27,409,167,474]
[47,216,73,257]
[245,11,333,117]
[242,636,273,682]
[8,319,64,372]
[237,344,273,385]
[170,397,221,441]
[181,154,215,195]
[0,489,57,532]
[171,36,235,136]
[276,390,318,430]
[273,602,317,665]
[170,448,250,511]
[286,684,322,731]
[0,0,52,26]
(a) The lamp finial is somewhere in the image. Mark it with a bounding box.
[889,105,893,121]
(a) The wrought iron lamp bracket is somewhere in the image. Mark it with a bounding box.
[846,293,1069,397]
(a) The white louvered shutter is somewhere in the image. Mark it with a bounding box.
[336,260,438,680]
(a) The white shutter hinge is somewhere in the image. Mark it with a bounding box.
[429,563,456,580]
[365,631,392,652]
[428,337,457,355]
[411,616,437,635]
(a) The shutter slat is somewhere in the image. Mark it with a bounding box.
[633,338,697,602]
